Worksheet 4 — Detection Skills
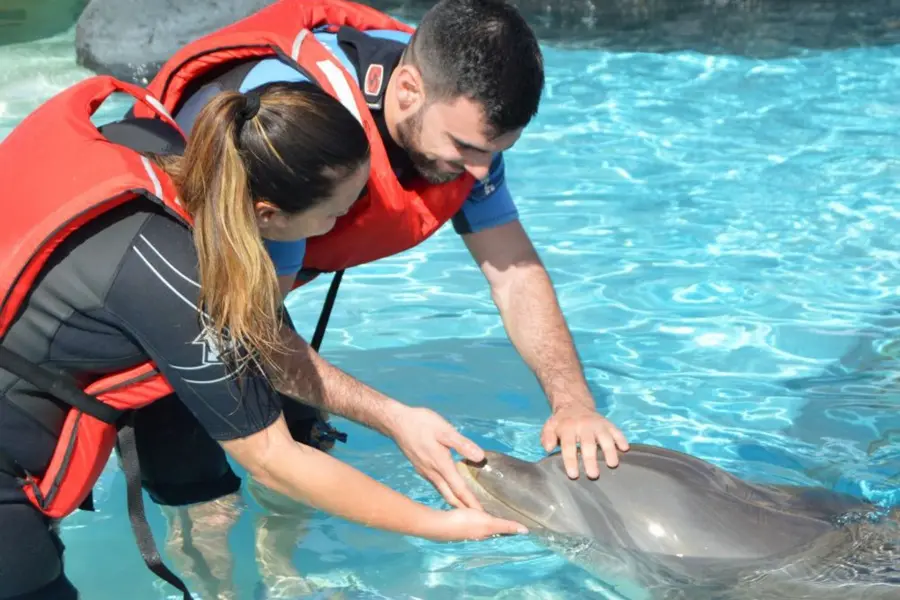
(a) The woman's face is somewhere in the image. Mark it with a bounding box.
[255,158,370,241]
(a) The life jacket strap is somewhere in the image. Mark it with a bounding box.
[0,346,121,424]
[310,268,345,352]
[117,414,193,600]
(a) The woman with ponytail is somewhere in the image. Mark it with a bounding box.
[0,79,524,600]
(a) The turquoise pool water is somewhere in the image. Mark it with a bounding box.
[2,22,899,600]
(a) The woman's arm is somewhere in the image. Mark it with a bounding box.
[272,327,406,435]
[102,215,520,540]
[219,412,527,541]
[273,274,401,432]
[277,274,296,298]
[270,324,498,511]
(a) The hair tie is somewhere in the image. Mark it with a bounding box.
[234,91,261,142]
[236,91,261,125]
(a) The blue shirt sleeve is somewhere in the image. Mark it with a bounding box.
[263,238,308,276]
[451,153,519,235]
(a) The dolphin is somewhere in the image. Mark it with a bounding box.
[457,444,899,599]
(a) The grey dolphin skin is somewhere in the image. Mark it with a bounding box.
[457,444,899,599]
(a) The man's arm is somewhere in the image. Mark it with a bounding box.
[455,156,629,478]
[452,154,591,410]
[462,220,593,410]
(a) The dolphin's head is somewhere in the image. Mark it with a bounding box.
[457,445,856,564]
[457,450,591,535]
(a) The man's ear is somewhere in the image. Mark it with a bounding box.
[394,63,426,113]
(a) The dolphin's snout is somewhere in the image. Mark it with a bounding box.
[457,457,485,481]
[455,451,554,534]
[459,450,506,481]
[455,460,473,479]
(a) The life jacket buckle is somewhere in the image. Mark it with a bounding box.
[311,419,348,445]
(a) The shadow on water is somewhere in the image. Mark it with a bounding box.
[775,305,900,504]
[369,0,900,56]
[319,334,615,419]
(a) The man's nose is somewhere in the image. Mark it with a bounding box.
[464,157,493,181]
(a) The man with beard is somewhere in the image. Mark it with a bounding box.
[131,0,630,595]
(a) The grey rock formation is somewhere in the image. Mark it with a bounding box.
[75,0,273,84]
[74,0,900,85]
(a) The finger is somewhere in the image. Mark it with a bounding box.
[491,516,529,537]
[597,429,620,469]
[432,475,464,509]
[444,429,485,463]
[560,429,580,479]
[611,426,630,451]
[579,432,602,479]
[540,420,558,453]
[440,458,484,511]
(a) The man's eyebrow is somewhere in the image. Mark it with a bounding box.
[450,134,492,153]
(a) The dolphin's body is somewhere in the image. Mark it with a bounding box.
[457,444,899,599]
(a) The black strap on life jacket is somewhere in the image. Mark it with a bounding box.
[0,347,192,600]
[310,269,344,352]
[0,347,122,424]
[116,413,193,599]
[0,116,192,600]
[335,26,406,110]
[98,117,187,156]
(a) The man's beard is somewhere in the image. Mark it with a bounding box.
[396,108,465,185]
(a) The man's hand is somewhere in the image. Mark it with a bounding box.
[540,404,629,479]
[387,406,486,510]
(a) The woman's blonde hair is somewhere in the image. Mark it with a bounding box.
[154,82,369,376]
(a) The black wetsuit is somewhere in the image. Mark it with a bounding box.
[0,28,420,599]
[0,123,313,598]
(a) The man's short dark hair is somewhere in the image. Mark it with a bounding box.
[405,0,544,136]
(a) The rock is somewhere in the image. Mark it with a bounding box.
[75,0,273,85]
[75,0,900,85]
[0,0,88,46]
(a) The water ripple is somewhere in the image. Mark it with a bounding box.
[2,21,899,600]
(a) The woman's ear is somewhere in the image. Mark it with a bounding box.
[254,200,280,228]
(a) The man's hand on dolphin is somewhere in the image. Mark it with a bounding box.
[389,406,487,510]
[541,404,630,479]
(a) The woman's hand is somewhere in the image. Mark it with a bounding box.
[386,406,487,510]
[424,508,528,542]
[222,413,524,543]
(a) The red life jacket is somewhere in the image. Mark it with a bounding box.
[0,76,187,519]
[132,0,476,284]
